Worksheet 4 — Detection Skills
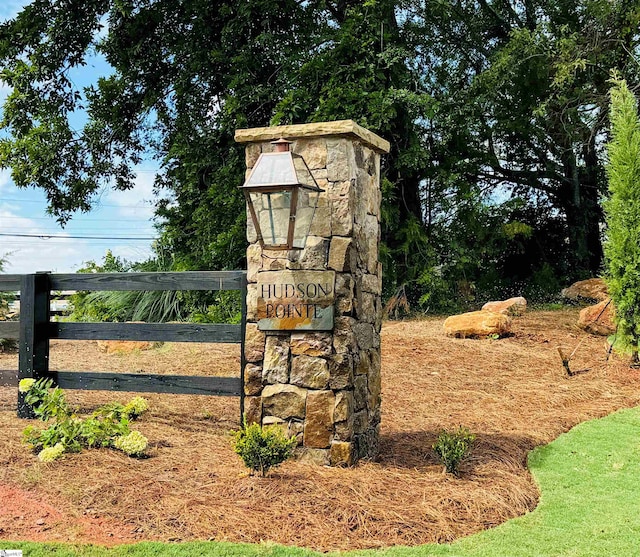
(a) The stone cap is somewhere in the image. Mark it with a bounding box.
[234,120,390,154]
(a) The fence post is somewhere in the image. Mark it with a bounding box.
[17,272,51,418]
[239,272,247,424]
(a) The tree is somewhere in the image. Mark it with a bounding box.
[417,0,640,277]
[2,0,640,308]
[603,76,640,363]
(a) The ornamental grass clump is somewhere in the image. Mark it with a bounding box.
[21,378,150,460]
[433,426,476,476]
[232,421,297,477]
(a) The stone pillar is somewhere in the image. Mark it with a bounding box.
[235,120,390,466]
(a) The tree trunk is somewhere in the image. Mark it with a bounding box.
[558,140,604,277]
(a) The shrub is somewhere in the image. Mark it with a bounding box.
[21,378,149,460]
[604,76,640,363]
[433,426,476,476]
[113,431,149,457]
[38,443,65,463]
[232,421,297,477]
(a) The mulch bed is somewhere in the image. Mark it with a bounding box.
[0,308,639,551]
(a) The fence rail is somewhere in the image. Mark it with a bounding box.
[0,271,247,419]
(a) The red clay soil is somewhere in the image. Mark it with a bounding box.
[0,485,135,545]
[0,309,639,551]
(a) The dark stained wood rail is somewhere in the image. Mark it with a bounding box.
[49,322,242,343]
[0,271,247,418]
[49,270,244,291]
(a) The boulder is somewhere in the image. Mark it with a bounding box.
[561,278,608,303]
[482,296,527,316]
[443,310,511,338]
[577,298,616,336]
[96,340,156,354]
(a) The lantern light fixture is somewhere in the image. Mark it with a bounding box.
[239,138,324,250]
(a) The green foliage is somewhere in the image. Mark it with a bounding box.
[232,421,297,477]
[69,250,243,324]
[24,378,70,421]
[8,409,640,557]
[190,291,242,324]
[2,0,639,315]
[21,378,149,459]
[603,76,640,362]
[433,426,476,476]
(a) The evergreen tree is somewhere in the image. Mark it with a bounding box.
[603,77,640,363]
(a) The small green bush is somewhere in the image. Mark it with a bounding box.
[20,378,149,460]
[433,426,476,476]
[232,421,297,477]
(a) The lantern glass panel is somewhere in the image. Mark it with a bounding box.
[292,188,320,249]
[291,153,316,188]
[249,190,292,246]
[246,153,296,186]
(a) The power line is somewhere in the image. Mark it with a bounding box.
[0,232,156,240]
[0,215,156,223]
[0,227,156,234]
[0,197,156,208]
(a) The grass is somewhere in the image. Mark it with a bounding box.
[3,406,640,557]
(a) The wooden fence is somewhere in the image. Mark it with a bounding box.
[0,271,246,419]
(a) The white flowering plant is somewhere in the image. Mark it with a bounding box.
[113,431,148,457]
[22,379,151,461]
[38,442,65,462]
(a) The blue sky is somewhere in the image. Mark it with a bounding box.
[0,1,159,274]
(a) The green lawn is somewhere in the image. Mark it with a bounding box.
[4,406,640,557]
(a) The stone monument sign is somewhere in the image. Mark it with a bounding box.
[235,120,389,466]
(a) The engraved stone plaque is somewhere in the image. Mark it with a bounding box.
[257,270,335,331]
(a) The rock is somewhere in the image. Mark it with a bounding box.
[331,195,353,236]
[244,396,262,425]
[246,244,262,283]
[294,138,327,170]
[96,340,156,354]
[244,324,266,363]
[262,335,290,384]
[328,353,354,389]
[334,391,353,423]
[290,332,332,357]
[334,417,354,441]
[328,237,354,272]
[297,236,329,270]
[333,316,357,354]
[244,364,263,396]
[290,355,330,389]
[482,296,527,316]
[262,384,307,420]
[326,139,351,182]
[330,441,353,467]
[561,278,609,303]
[443,310,511,338]
[354,375,368,411]
[296,448,329,466]
[578,299,616,336]
[303,390,335,449]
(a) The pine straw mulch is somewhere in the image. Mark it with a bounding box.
[1,308,640,552]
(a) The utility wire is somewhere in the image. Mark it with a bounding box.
[0,197,155,208]
[0,233,156,240]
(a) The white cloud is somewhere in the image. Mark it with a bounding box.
[99,170,158,220]
[0,208,90,273]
